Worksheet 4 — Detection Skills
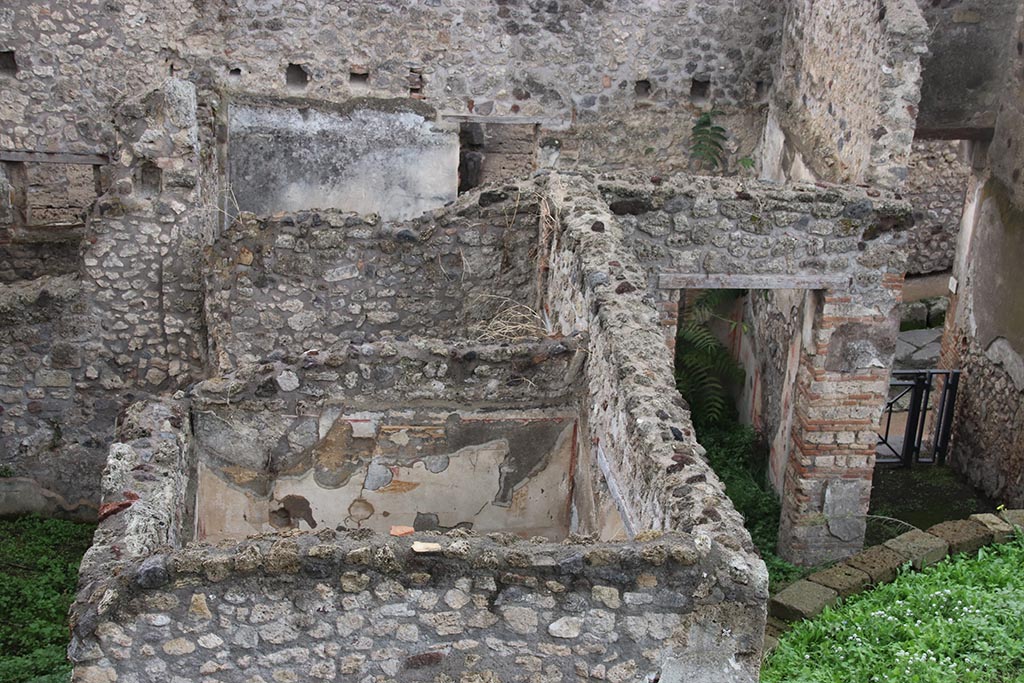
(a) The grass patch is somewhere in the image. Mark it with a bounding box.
[0,516,96,683]
[699,423,804,589]
[762,536,1024,683]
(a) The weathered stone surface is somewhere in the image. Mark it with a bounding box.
[805,563,872,598]
[884,529,950,570]
[547,616,583,639]
[926,520,993,556]
[1000,509,1024,530]
[969,513,1015,544]
[844,543,909,584]
[769,580,838,622]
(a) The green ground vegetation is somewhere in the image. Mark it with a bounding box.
[762,535,1024,683]
[698,424,804,589]
[0,516,96,683]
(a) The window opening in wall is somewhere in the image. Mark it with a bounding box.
[408,67,425,98]
[690,78,711,105]
[634,79,652,99]
[0,51,16,77]
[286,63,309,89]
[349,66,370,86]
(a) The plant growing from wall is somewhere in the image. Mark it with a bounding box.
[674,289,747,429]
[689,109,754,173]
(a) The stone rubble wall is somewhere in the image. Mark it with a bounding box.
[742,289,806,495]
[903,140,969,275]
[944,7,1024,509]
[205,186,541,372]
[595,173,912,310]
[575,173,912,565]
[541,171,768,680]
[765,0,928,189]
[0,273,107,515]
[70,528,763,683]
[0,162,85,283]
[1,0,784,173]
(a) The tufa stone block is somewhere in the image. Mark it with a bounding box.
[806,563,872,598]
[926,520,993,556]
[999,508,1024,531]
[970,513,1015,544]
[844,544,908,584]
[769,580,838,622]
[884,529,949,570]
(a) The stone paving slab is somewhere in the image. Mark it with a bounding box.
[970,513,1015,543]
[806,563,873,597]
[769,579,838,622]
[844,544,908,584]
[884,529,949,570]
[927,519,993,555]
[900,327,943,348]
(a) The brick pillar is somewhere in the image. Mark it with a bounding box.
[777,285,899,565]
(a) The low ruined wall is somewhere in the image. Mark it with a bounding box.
[904,140,969,275]
[70,529,764,683]
[765,0,928,188]
[541,171,768,679]
[205,185,541,371]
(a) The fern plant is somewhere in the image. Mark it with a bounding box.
[674,289,747,429]
[689,109,754,173]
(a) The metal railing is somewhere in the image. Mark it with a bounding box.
[877,369,961,466]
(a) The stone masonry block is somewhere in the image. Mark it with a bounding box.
[884,529,949,570]
[969,513,1015,544]
[769,579,838,622]
[926,520,993,556]
[845,544,908,584]
[999,509,1024,532]
[806,563,872,598]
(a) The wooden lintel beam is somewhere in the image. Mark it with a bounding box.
[659,273,851,290]
[0,150,109,165]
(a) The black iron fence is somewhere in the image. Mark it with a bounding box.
[877,369,961,466]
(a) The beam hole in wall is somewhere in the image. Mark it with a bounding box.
[408,67,425,98]
[349,65,369,87]
[634,79,652,99]
[754,80,768,104]
[690,77,711,105]
[286,63,309,89]
[0,51,16,77]
[228,67,241,81]
[136,162,162,196]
